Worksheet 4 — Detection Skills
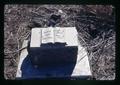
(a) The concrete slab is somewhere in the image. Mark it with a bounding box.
[16,40,28,77]
[16,40,92,79]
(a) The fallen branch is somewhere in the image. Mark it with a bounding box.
[4,46,27,54]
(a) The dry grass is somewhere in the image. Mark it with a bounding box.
[4,5,115,80]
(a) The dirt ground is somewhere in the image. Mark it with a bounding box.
[4,5,115,80]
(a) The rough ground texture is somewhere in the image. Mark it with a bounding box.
[4,5,115,80]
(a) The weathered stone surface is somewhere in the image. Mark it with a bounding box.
[16,40,28,77]
[30,27,78,47]
[30,28,41,47]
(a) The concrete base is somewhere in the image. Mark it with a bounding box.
[16,40,92,79]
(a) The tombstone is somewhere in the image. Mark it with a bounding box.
[29,27,78,66]
[16,27,92,79]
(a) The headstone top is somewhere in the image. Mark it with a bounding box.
[30,27,78,47]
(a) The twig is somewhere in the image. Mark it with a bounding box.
[17,38,20,58]
[4,46,27,54]
[18,32,30,40]
[78,33,86,45]
[77,54,87,62]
